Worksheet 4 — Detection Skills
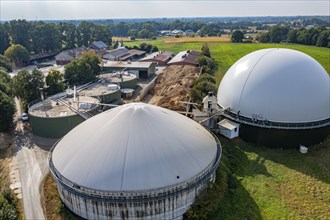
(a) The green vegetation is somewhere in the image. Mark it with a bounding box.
[64,51,101,85]
[0,150,19,220]
[125,40,330,84]
[0,56,15,131]
[185,136,330,220]
[45,70,66,96]
[42,174,77,220]
[4,44,29,67]
[11,68,45,110]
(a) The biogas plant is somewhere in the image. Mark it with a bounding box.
[49,103,222,220]
[217,48,330,147]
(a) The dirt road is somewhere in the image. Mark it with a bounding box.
[13,98,49,220]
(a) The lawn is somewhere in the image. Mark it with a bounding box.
[125,39,330,84]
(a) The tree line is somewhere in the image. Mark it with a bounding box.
[0,20,113,55]
[256,25,330,47]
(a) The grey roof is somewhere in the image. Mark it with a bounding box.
[141,51,172,62]
[51,103,218,192]
[90,41,108,50]
[103,61,153,69]
[106,47,130,58]
[168,50,200,65]
[55,47,87,61]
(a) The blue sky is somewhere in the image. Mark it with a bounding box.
[0,0,329,21]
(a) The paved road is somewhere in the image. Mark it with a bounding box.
[13,98,49,220]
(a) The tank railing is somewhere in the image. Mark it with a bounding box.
[48,131,222,203]
[222,109,330,130]
[57,98,93,120]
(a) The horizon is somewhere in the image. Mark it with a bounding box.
[1,1,329,21]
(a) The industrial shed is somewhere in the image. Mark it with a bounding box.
[168,50,200,66]
[217,48,330,147]
[103,61,156,79]
[140,51,173,65]
[49,103,222,220]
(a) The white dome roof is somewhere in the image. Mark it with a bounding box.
[217,48,330,123]
[51,103,218,192]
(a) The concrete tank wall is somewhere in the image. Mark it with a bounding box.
[55,176,210,220]
[29,114,84,138]
[119,78,138,89]
[97,90,122,104]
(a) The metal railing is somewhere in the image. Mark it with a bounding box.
[223,109,330,130]
[48,131,222,203]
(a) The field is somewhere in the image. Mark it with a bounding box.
[162,36,230,44]
[125,38,330,219]
[125,39,330,84]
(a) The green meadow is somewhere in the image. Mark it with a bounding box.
[125,39,330,84]
[126,39,330,219]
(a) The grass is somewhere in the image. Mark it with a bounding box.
[41,174,80,220]
[207,136,330,220]
[125,38,330,84]
[162,36,230,44]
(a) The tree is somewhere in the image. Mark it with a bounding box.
[46,70,66,95]
[196,55,216,74]
[0,91,15,131]
[201,43,211,58]
[231,30,244,43]
[256,32,270,43]
[11,68,45,108]
[8,19,31,50]
[64,51,101,85]
[269,25,289,43]
[287,29,299,43]
[0,24,10,55]
[0,55,12,72]
[316,30,330,47]
[4,44,29,67]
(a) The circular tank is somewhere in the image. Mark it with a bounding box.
[49,103,221,219]
[28,96,100,138]
[217,48,330,147]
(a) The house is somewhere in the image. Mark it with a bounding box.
[172,30,184,36]
[102,48,145,61]
[159,30,172,36]
[167,50,201,66]
[89,41,108,51]
[185,29,195,37]
[55,47,87,65]
[140,51,172,66]
[102,61,156,79]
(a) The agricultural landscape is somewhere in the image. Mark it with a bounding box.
[0,5,329,219]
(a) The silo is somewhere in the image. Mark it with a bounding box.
[49,103,221,219]
[217,48,330,147]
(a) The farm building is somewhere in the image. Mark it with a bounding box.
[55,47,87,65]
[102,48,146,61]
[168,50,201,66]
[217,48,330,147]
[140,51,173,65]
[28,95,100,138]
[49,102,221,220]
[89,41,108,51]
[103,61,156,79]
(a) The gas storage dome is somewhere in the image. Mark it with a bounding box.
[217,48,330,147]
[49,103,221,220]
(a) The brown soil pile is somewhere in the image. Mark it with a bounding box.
[148,65,199,111]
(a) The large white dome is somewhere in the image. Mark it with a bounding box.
[51,103,218,192]
[217,48,330,123]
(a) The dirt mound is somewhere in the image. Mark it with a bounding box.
[148,65,199,111]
